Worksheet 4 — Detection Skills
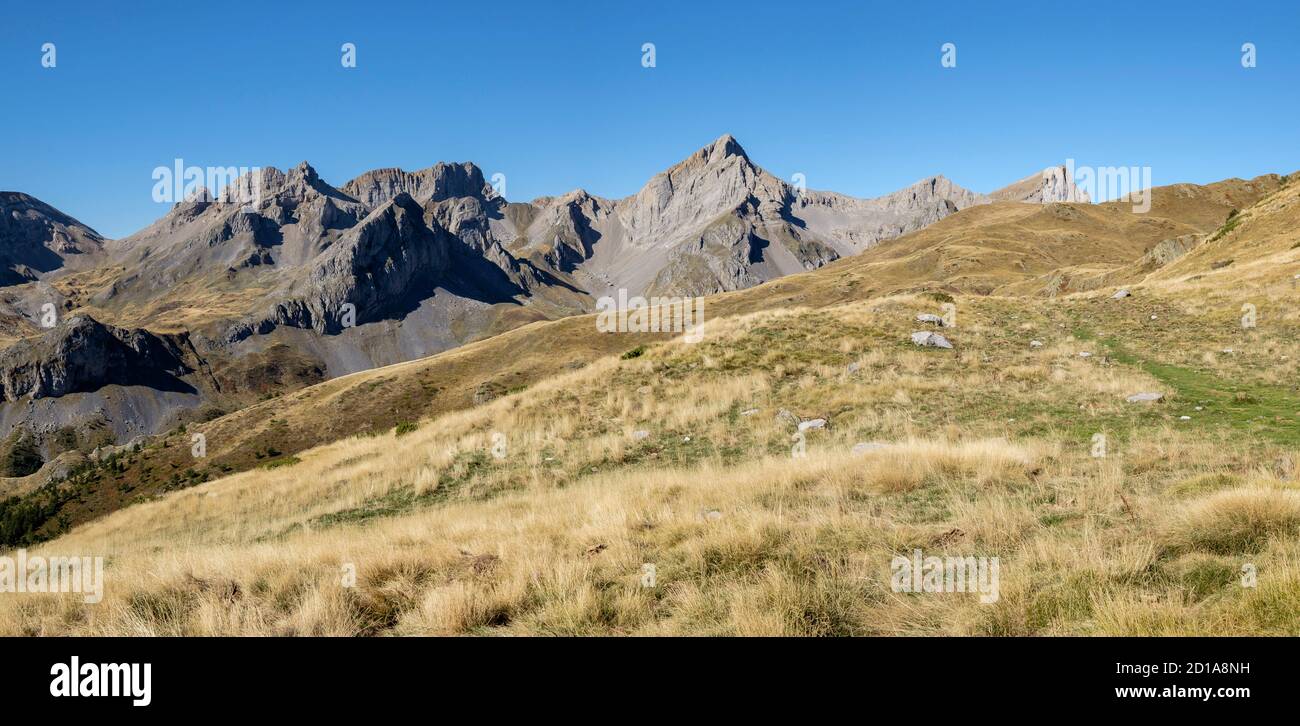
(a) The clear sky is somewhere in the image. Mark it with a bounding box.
[2,0,1297,238]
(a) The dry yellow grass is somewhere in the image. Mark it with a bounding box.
[5,290,1300,636]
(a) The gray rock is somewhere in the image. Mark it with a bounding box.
[797,418,827,432]
[632,430,650,441]
[915,313,946,326]
[1111,289,1131,299]
[851,442,890,456]
[1126,392,1164,403]
[911,331,953,349]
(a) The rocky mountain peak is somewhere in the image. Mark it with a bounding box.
[669,133,753,175]
[0,191,106,284]
[704,133,748,163]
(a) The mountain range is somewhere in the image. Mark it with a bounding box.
[0,135,1084,463]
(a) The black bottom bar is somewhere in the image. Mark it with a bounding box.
[1,636,1282,713]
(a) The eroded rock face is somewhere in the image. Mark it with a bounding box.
[342,163,491,207]
[245,194,455,335]
[0,192,105,285]
[0,316,194,402]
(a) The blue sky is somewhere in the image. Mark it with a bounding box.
[2,0,1297,238]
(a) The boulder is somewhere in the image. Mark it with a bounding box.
[911,331,953,349]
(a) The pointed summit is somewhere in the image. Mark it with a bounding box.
[705,133,748,162]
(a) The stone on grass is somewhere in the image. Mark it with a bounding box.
[911,331,953,349]
[1126,392,1164,403]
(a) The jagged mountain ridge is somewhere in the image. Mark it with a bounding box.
[331,134,1084,299]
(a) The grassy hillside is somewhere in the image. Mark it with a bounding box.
[6,282,1300,634]
[4,173,1300,635]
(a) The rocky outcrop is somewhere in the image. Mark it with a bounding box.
[0,316,194,402]
[528,190,612,272]
[342,163,491,207]
[240,194,454,336]
[0,192,105,285]
[989,166,1091,204]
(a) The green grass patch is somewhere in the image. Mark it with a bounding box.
[1076,328,1300,447]
[261,456,301,470]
